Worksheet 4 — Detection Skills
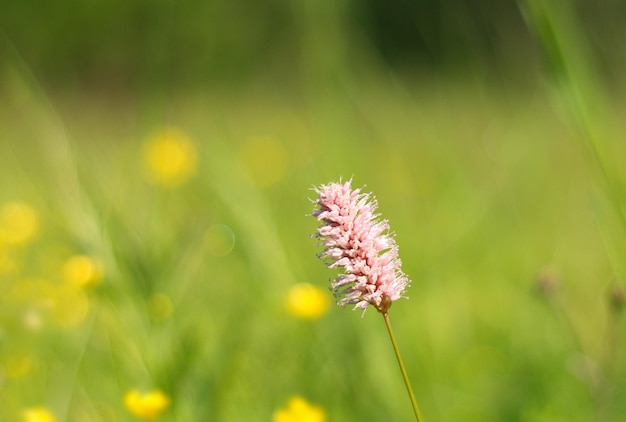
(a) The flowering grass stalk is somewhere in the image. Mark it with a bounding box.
[311,179,423,421]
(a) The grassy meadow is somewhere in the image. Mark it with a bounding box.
[2,2,626,422]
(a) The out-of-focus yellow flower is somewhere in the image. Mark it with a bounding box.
[143,127,197,187]
[23,308,44,331]
[22,407,56,422]
[4,352,36,378]
[10,279,56,310]
[124,389,170,420]
[63,255,103,288]
[286,283,330,320]
[10,279,90,328]
[238,138,288,188]
[147,293,173,322]
[0,202,38,246]
[51,283,90,327]
[273,396,326,422]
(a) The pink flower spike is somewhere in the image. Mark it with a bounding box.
[311,179,410,313]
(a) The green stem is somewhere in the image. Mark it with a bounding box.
[382,311,423,422]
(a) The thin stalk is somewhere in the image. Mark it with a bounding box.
[382,311,423,422]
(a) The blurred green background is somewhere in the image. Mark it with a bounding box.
[1,0,626,421]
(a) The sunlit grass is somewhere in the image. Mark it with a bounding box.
[1,66,626,421]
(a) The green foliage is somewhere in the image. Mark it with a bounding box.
[2,0,626,87]
[1,1,626,421]
[2,70,626,420]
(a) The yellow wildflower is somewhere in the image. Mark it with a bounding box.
[147,293,173,322]
[124,389,170,420]
[143,127,197,187]
[238,137,288,188]
[273,396,326,422]
[4,352,36,378]
[0,202,38,246]
[286,283,330,320]
[10,279,56,327]
[22,407,56,422]
[51,283,90,327]
[10,278,90,328]
[63,255,103,288]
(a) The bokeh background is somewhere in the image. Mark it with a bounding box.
[1,0,626,421]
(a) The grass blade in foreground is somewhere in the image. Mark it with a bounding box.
[311,179,423,422]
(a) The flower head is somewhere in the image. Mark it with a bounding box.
[124,389,170,420]
[0,202,39,246]
[63,255,103,288]
[286,283,330,320]
[142,127,197,187]
[273,396,326,422]
[312,179,410,313]
[22,407,56,422]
